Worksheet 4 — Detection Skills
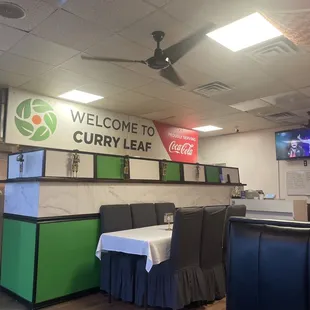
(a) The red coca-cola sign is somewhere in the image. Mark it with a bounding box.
[154,121,198,163]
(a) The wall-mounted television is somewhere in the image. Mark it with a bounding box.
[275,128,310,160]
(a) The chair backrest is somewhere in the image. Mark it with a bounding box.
[155,202,175,225]
[130,203,157,228]
[227,217,310,310]
[100,204,132,233]
[224,205,246,250]
[170,207,203,270]
[200,206,226,269]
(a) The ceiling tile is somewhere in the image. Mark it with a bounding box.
[104,67,153,90]
[160,113,206,129]
[299,86,310,97]
[85,34,152,67]
[211,77,291,106]
[164,0,209,24]
[120,10,190,50]
[291,107,310,118]
[0,70,32,87]
[230,99,272,112]
[262,53,310,89]
[140,105,196,121]
[261,91,310,110]
[63,54,153,89]
[0,53,52,77]
[175,63,216,92]
[145,0,171,8]
[0,0,55,31]
[165,0,254,32]
[107,91,153,104]
[92,98,174,116]
[31,9,110,51]
[254,0,310,11]
[61,54,122,81]
[201,112,278,136]
[63,0,155,32]
[207,89,250,106]
[248,105,289,117]
[127,63,163,80]
[20,67,96,97]
[9,34,79,66]
[134,80,183,102]
[42,0,68,7]
[201,107,239,120]
[77,82,126,98]
[0,24,26,52]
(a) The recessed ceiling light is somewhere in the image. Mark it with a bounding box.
[0,2,26,19]
[193,125,223,132]
[58,90,103,103]
[206,12,283,52]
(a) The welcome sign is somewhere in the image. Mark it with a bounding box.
[5,88,198,163]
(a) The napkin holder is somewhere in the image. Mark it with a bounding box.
[164,212,174,231]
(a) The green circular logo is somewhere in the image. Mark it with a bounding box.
[14,99,57,141]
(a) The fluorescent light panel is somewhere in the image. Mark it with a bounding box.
[193,125,223,132]
[58,90,103,103]
[207,12,283,52]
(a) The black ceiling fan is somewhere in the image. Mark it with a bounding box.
[81,23,214,87]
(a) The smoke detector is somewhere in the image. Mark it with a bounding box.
[0,2,26,19]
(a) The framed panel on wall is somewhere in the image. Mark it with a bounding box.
[45,150,94,178]
[8,150,44,179]
[205,166,221,183]
[183,164,205,182]
[221,167,240,184]
[96,155,124,179]
[129,158,160,181]
[164,162,181,182]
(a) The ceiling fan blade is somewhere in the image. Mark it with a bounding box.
[163,23,215,64]
[81,55,146,64]
[160,65,185,86]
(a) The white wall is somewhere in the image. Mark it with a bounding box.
[198,127,310,201]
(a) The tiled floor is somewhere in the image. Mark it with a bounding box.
[0,291,226,310]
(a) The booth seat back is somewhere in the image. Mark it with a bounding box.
[227,217,310,310]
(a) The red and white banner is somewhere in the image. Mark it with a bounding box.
[154,122,197,163]
[5,88,198,163]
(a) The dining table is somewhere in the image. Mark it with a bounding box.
[95,224,173,272]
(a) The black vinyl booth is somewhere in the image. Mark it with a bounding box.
[227,217,310,310]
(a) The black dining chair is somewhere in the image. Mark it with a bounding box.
[99,204,135,302]
[135,207,206,309]
[130,203,157,228]
[155,202,176,225]
[200,206,227,302]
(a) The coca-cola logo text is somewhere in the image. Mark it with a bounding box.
[168,141,194,156]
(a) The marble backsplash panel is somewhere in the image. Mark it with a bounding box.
[38,182,232,217]
[4,182,40,217]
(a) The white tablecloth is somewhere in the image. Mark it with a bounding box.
[95,225,172,272]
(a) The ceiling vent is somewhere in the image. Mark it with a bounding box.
[264,111,296,121]
[193,82,232,98]
[245,37,301,63]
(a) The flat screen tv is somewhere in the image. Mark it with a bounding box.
[275,128,310,160]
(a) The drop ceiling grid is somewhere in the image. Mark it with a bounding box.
[0,0,307,134]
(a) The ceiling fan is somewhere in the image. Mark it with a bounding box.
[81,24,214,87]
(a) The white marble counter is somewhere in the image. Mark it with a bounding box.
[4,181,233,217]
[231,198,307,220]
